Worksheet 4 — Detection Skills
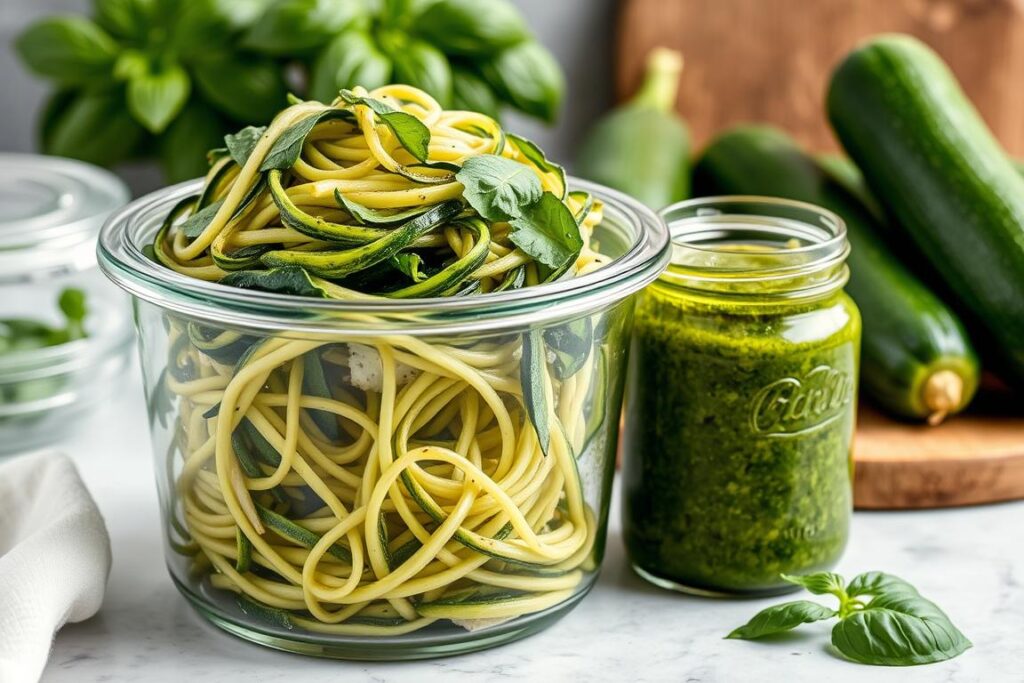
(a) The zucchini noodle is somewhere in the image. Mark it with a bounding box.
[154,85,615,636]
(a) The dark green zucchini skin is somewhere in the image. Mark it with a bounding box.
[827,34,1024,386]
[692,126,979,421]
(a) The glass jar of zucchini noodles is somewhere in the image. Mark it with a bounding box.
[98,85,669,659]
[0,154,132,454]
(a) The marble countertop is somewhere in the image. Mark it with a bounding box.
[41,365,1024,683]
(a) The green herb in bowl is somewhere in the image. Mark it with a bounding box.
[0,288,88,356]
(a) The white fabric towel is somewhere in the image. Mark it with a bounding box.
[0,451,111,683]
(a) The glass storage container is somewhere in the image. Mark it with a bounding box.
[622,197,861,597]
[98,178,669,659]
[0,154,132,454]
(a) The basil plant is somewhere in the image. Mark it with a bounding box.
[16,0,565,183]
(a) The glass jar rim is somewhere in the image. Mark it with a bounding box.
[0,154,129,282]
[97,176,671,336]
[657,195,850,300]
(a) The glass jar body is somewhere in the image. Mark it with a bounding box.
[135,291,635,658]
[622,280,860,596]
[0,267,132,453]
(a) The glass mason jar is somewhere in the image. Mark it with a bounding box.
[0,154,132,454]
[622,196,861,597]
[98,178,669,659]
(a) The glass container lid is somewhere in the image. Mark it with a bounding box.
[0,154,129,282]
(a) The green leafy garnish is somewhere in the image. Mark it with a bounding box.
[338,90,431,163]
[508,133,566,198]
[58,288,88,341]
[509,191,583,272]
[391,253,429,282]
[220,266,330,298]
[727,601,836,640]
[180,199,224,238]
[225,125,267,167]
[542,317,592,380]
[456,154,542,222]
[260,109,351,171]
[0,288,89,353]
[519,329,550,457]
[728,571,971,667]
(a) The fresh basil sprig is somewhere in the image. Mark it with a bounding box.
[728,572,971,667]
[338,91,432,163]
[456,154,582,275]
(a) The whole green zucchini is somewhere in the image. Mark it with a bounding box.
[692,125,979,422]
[828,34,1024,385]
[575,48,689,209]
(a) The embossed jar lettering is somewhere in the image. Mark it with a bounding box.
[751,365,852,436]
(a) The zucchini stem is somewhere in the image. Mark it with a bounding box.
[631,48,684,113]
[923,369,964,426]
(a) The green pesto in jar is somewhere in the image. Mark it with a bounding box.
[622,255,860,596]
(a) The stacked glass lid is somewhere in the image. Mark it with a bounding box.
[0,154,132,453]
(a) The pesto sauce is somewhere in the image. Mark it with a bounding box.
[622,281,860,595]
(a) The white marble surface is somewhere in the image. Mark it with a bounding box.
[39,365,1024,683]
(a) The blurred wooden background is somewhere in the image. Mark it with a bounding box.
[616,0,1024,154]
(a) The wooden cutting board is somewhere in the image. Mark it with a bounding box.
[616,0,1024,155]
[854,392,1024,509]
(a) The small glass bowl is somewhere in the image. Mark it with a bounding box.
[0,154,133,454]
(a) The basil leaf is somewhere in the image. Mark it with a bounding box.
[782,572,847,597]
[39,89,77,154]
[220,266,330,298]
[520,329,551,457]
[481,41,563,123]
[417,0,529,56]
[339,91,431,163]
[180,200,224,238]
[169,0,268,58]
[160,99,227,182]
[378,0,430,27]
[509,192,583,271]
[310,30,391,103]
[390,39,452,107]
[846,571,919,600]
[193,54,287,123]
[508,133,566,198]
[260,110,351,171]
[390,253,428,282]
[727,601,837,640]
[832,573,971,666]
[128,63,190,133]
[543,317,592,380]
[302,350,340,440]
[832,605,971,666]
[243,0,366,54]
[451,65,500,120]
[95,0,155,39]
[44,90,143,167]
[456,154,542,222]
[225,125,267,167]
[58,288,88,340]
[334,190,429,225]
[15,17,118,85]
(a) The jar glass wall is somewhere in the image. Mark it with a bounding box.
[99,178,669,659]
[621,196,861,597]
[0,154,131,453]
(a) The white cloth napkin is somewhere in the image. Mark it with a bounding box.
[0,451,111,683]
